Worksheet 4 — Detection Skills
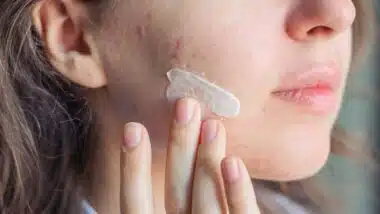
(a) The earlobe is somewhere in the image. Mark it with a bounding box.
[31,0,107,88]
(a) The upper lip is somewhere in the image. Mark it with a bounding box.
[273,63,342,92]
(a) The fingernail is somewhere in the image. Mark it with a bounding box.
[176,98,196,125]
[222,157,240,183]
[123,123,142,150]
[201,120,218,143]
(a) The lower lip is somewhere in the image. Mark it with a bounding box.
[272,86,338,114]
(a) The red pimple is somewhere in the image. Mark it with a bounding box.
[170,39,182,62]
[175,40,181,50]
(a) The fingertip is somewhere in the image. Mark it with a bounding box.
[174,98,201,125]
[222,157,259,213]
[235,157,252,184]
[200,119,226,145]
[222,156,254,193]
[120,122,154,213]
[123,122,148,151]
[221,156,241,184]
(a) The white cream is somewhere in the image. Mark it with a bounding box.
[166,68,240,118]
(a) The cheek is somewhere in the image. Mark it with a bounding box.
[228,121,331,180]
[97,0,348,181]
[165,12,284,121]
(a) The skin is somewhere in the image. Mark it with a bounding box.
[93,0,355,179]
[32,0,356,213]
[120,99,260,213]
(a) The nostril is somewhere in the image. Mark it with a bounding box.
[307,26,334,37]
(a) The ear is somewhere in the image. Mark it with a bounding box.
[32,0,107,88]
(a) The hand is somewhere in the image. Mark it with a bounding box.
[119,98,260,214]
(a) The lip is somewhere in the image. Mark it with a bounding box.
[272,64,343,114]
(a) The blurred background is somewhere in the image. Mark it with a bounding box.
[317,2,380,213]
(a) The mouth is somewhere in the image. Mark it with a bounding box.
[271,63,343,114]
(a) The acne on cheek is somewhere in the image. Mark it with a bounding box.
[134,16,241,117]
[135,12,152,40]
[136,25,146,39]
[169,38,207,67]
[165,38,242,118]
[171,39,182,63]
[134,14,191,66]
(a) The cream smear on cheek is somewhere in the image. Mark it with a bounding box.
[166,68,240,118]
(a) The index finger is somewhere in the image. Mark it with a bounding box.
[120,123,154,214]
[165,98,202,213]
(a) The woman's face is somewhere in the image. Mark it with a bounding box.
[95,0,356,180]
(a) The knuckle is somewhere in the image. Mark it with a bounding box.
[196,156,220,175]
[229,198,246,212]
[170,126,199,148]
[166,200,188,214]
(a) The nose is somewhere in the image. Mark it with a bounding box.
[285,0,356,41]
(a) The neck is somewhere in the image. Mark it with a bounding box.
[84,112,168,213]
[83,90,170,213]
[86,135,168,213]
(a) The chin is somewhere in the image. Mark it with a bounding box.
[247,148,330,182]
[230,128,332,182]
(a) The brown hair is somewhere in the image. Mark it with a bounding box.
[0,1,94,213]
[0,0,376,213]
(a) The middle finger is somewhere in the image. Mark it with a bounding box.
[165,98,202,213]
[192,120,228,214]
